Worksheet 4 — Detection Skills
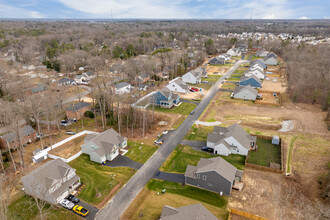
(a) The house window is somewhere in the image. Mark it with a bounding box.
[237,149,239,152]
[197,174,200,179]
[203,175,207,180]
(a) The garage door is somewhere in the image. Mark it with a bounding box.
[56,190,69,204]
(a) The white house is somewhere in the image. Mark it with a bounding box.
[114,82,132,94]
[182,67,206,84]
[245,68,266,80]
[166,77,189,93]
[74,74,89,84]
[233,85,258,101]
[226,48,241,57]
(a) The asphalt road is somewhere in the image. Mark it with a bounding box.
[95,60,248,220]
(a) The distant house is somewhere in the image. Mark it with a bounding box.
[226,48,241,56]
[66,102,91,120]
[74,74,89,84]
[263,53,278,65]
[137,73,150,83]
[207,124,257,156]
[151,88,180,108]
[237,44,248,53]
[182,67,206,84]
[57,77,76,86]
[138,84,148,91]
[160,203,218,220]
[250,60,266,69]
[239,75,262,88]
[82,71,95,80]
[166,77,189,94]
[208,56,225,65]
[31,84,48,94]
[233,85,258,101]
[256,50,269,57]
[249,64,264,72]
[22,159,80,204]
[252,46,263,52]
[81,129,127,164]
[0,125,37,150]
[245,68,266,80]
[114,82,132,94]
[185,157,243,196]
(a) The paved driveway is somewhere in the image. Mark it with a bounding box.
[69,200,99,220]
[105,155,143,170]
[153,171,185,184]
[95,60,249,220]
[180,140,206,151]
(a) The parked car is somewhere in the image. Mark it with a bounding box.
[66,130,75,135]
[67,194,80,203]
[60,120,70,126]
[191,87,199,92]
[202,147,214,153]
[36,132,44,140]
[189,89,195,92]
[73,205,89,216]
[190,111,194,115]
[162,130,169,135]
[154,139,164,145]
[59,199,75,210]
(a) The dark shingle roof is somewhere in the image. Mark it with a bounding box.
[66,102,91,111]
[160,203,218,220]
[115,82,130,89]
[2,125,36,143]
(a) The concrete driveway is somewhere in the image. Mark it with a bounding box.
[95,60,249,220]
[153,171,185,184]
[69,200,99,220]
[180,140,206,151]
[105,155,143,170]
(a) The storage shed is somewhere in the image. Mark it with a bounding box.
[272,135,280,145]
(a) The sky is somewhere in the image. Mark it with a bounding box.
[0,0,329,19]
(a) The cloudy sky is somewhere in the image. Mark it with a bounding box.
[0,0,329,19]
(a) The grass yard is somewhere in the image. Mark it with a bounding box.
[153,102,196,115]
[208,74,223,78]
[123,180,228,220]
[8,195,80,220]
[160,145,245,173]
[226,77,240,81]
[247,138,281,167]
[69,154,136,205]
[217,91,254,105]
[184,125,213,141]
[234,69,245,74]
[231,73,244,78]
[221,83,236,90]
[194,83,212,90]
[202,77,218,83]
[126,140,158,164]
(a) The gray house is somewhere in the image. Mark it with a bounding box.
[22,159,80,204]
[81,129,127,164]
[160,203,218,220]
[208,57,225,65]
[185,157,243,196]
[263,55,278,66]
[233,85,258,101]
[207,124,257,156]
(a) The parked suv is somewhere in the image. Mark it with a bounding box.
[67,194,80,203]
[60,199,75,210]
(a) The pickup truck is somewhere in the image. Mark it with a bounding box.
[73,205,89,216]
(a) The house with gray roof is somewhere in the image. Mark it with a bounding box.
[66,102,91,120]
[57,77,76,86]
[256,50,269,57]
[250,60,266,69]
[114,82,132,94]
[166,77,189,94]
[0,125,37,150]
[151,87,180,108]
[263,53,278,65]
[239,75,262,88]
[22,159,80,204]
[233,85,258,101]
[74,74,89,84]
[207,124,256,156]
[185,157,243,196]
[182,67,206,84]
[245,68,266,80]
[81,128,127,164]
[31,84,48,94]
[208,56,225,65]
[160,203,218,220]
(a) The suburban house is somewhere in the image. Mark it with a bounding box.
[185,157,243,196]
[81,128,127,163]
[21,158,81,204]
[137,73,150,83]
[233,85,258,101]
[249,64,264,72]
[151,87,180,108]
[252,46,263,52]
[245,68,266,80]
[160,203,218,220]
[239,75,262,88]
[237,44,248,53]
[0,125,37,150]
[57,77,76,86]
[226,48,241,57]
[66,102,91,120]
[138,84,148,91]
[263,53,278,65]
[114,82,132,94]
[82,71,95,80]
[250,60,266,69]
[166,77,189,94]
[208,56,225,65]
[182,67,206,84]
[74,74,89,84]
[256,50,269,57]
[207,124,257,156]
[31,84,48,94]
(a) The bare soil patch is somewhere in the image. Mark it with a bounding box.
[262,78,286,93]
[257,92,280,105]
[206,65,231,74]
[179,91,205,100]
[48,134,87,158]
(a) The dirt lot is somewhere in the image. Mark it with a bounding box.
[262,77,286,93]
[206,65,231,74]
[257,92,280,105]
[48,134,87,158]
[178,90,206,100]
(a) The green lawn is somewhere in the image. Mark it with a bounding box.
[193,83,212,90]
[147,179,228,209]
[202,78,218,83]
[69,154,136,205]
[208,74,223,78]
[184,125,213,141]
[226,77,239,81]
[8,195,80,220]
[126,140,158,164]
[231,73,244,78]
[287,136,298,173]
[153,102,196,115]
[221,83,236,90]
[161,145,245,173]
[234,69,245,74]
[247,138,281,167]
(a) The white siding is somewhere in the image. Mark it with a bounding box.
[182,72,199,84]
[106,149,119,161]
[234,90,257,101]
[214,144,230,156]
[166,82,187,93]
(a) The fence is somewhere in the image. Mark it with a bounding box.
[228,208,269,220]
[48,151,82,163]
[246,134,285,174]
[255,90,282,106]
[131,91,156,109]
